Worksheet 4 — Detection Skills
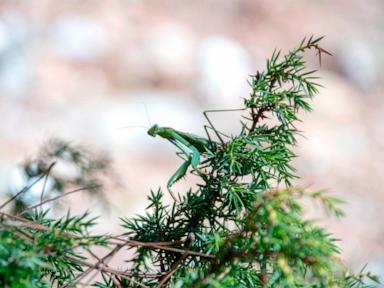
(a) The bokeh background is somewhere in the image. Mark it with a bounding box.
[0,0,383,278]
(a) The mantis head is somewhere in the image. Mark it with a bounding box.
[147,124,160,137]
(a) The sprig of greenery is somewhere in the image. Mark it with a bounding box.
[0,209,108,287]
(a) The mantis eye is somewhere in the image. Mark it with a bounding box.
[147,124,159,137]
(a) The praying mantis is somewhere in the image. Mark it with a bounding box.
[117,106,247,201]
[147,108,246,201]
[147,124,216,201]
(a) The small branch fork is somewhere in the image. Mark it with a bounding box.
[249,103,275,132]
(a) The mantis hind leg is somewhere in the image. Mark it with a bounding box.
[203,108,247,144]
[204,125,230,144]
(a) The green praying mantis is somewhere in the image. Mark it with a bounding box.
[118,107,246,201]
[147,124,216,201]
[146,108,247,201]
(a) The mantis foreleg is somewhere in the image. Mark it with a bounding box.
[165,133,203,201]
[170,133,201,168]
[166,158,191,202]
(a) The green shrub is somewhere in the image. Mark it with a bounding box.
[0,37,380,288]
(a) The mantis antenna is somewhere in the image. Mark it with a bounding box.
[114,125,149,131]
[114,102,152,131]
[140,101,152,127]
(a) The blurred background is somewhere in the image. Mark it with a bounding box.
[0,0,383,278]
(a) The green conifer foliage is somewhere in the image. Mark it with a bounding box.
[0,37,380,288]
